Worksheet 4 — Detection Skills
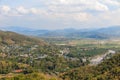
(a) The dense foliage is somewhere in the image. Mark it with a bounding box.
[0,73,61,80]
[61,53,120,80]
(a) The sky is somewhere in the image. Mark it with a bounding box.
[0,0,120,30]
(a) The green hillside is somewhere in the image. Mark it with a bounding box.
[61,53,120,80]
[0,30,46,46]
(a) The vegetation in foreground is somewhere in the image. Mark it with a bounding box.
[0,31,120,80]
[61,53,120,80]
[0,73,61,80]
[0,53,119,80]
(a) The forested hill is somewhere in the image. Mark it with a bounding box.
[61,53,120,80]
[0,30,46,46]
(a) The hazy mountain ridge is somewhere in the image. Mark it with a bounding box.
[1,26,120,39]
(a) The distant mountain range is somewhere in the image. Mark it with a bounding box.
[1,26,120,39]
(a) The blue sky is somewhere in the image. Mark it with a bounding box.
[0,0,120,30]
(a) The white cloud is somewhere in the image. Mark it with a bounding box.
[91,1,109,11]
[0,5,11,14]
[16,6,29,14]
[46,0,109,12]
[43,0,110,22]
[0,0,120,29]
[30,8,38,14]
[0,6,48,16]
[72,13,92,21]
[1,5,11,12]
[101,0,120,6]
[30,8,48,15]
